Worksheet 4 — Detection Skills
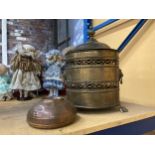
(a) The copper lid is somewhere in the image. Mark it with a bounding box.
[27,97,77,129]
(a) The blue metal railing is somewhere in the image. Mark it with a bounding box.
[83,19,148,52]
[83,19,119,43]
[93,19,119,31]
[118,19,148,51]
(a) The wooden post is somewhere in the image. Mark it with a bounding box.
[2,19,8,65]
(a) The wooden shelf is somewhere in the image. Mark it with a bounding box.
[0,98,155,134]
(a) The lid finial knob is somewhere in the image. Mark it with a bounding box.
[88,26,95,40]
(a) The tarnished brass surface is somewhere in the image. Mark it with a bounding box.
[65,32,124,110]
[27,97,76,129]
[67,89,119,109]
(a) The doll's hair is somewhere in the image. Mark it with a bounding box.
[46,49,61,58]
[45,49,63,62]
[10,44,42,72]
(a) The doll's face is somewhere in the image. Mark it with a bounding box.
[25,49,36,59]
[0,64,8,75]
[31,50,38,59]
[46,55,54,64]
[45,49,64,65]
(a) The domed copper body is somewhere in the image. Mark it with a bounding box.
[27,97,76,129]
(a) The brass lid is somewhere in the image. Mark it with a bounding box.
[66,29,112,54]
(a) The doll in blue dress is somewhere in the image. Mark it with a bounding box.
[0,64,12,101]
[43,49,65,97]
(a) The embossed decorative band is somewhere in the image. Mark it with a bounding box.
[66,81,118,89]
[66,58,117,66]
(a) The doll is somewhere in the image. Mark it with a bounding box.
[0,64,12,101]
[43,49,65,97]
[10,43,42,101]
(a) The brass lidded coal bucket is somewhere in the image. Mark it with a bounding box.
[65,30,127,112]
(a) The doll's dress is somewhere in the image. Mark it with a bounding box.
[0,74,12,100]
[10,69,41,91]
[43,62,64,90]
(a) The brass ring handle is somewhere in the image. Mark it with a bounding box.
[119,69,123,84]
